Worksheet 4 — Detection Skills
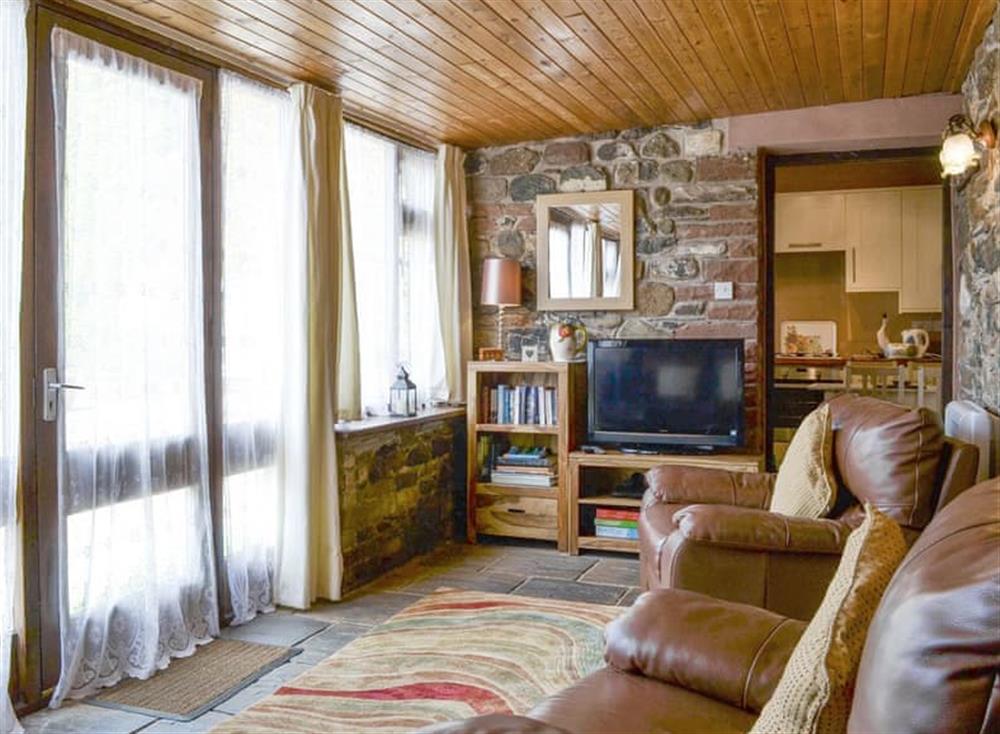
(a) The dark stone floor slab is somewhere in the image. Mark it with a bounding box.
[511,578,626,605]
[488,553,598,581]
[578,559,641,586]
[403,570,526,595]
[300,591,419,626]
[220,612,327,646]
[618,588,643,606]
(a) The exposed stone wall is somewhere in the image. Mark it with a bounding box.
[337,416,465,593]
[466,123,762,450]
[954,4,999,414]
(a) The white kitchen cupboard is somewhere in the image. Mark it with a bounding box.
[845,190,902,292]
[900,187,943,312]
[775,192,846,253]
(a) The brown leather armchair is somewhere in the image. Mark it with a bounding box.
[640,394,979,620]
[421,478,1000,734]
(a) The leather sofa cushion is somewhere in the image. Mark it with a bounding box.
[644,466,774,509]
[848,479,1000,734]
[528,667,757,734]
[416,714,572,734]
[827,394,944,528]
[673,505,851,554]
[606,589,805,713]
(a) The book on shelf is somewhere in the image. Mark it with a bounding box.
[594,524,639,540]
[482,384,558,427]
[489,471,557,488]
[595,507,641,522]
[594,517,638,529]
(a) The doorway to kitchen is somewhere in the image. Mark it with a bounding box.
[762,149,952,470]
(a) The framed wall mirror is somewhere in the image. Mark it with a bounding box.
[537,190,634,310]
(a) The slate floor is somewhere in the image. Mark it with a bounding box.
[21,541,640,734]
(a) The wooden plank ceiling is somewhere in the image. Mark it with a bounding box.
[92,0,995,148]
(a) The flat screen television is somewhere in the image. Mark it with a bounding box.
[587,338,744,450]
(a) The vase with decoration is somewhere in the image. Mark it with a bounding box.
[548,322,588,362]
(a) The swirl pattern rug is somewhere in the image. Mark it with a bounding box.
[212,589,622,733]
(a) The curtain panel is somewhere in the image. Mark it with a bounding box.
[0,0,28,729]
[49,28,217,705]
[434,144,474,404]
[275,84,352,607]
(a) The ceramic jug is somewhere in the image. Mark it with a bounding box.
[549,322,587,362]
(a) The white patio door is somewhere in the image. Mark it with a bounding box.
[39,24,219,704]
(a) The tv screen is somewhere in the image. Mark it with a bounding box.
[588,338,744,449]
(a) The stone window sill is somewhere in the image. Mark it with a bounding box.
[334,406,466,438]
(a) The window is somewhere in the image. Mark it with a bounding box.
[344,124,444,415]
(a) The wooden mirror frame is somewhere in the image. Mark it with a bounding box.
[536,190,635,311]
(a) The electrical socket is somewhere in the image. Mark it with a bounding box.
[714,281,734,300]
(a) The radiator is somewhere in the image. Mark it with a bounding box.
[944,400,1000,480]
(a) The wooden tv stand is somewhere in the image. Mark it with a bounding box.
[567,450,764,555]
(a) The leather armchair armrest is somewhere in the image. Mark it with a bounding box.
[674,504,852,554]
[606,588,805,713]
[644,465,775,509]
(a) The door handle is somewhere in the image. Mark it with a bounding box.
[42,367,85,422]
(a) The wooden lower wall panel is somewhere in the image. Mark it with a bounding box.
[475,492,557,541]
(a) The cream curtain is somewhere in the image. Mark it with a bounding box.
[434,144,474,403]
[275,84,354,607]
[1,0,27,729]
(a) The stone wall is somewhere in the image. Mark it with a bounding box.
[466,123,762,450]
[337,416,465,593]
[954,4,999,414]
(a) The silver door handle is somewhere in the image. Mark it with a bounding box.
[42,367,85,422]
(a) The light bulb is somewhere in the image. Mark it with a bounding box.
[939,132,980,177]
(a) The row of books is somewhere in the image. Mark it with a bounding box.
[482,384,558,426]
[489,447,557,488]
[594,507,640,540]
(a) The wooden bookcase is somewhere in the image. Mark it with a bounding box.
[466,361,586,551]
[567,451,764,555]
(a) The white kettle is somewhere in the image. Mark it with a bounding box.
[901,328,930,357]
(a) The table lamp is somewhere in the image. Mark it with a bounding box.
[480,257,521,360]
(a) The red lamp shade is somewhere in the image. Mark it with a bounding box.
[480,258,522,306]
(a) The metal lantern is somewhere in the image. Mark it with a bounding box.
[389,365,418,417]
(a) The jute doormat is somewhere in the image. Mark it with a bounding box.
[90,638,298,721]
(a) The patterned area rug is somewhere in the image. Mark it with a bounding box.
[212,589,623,733]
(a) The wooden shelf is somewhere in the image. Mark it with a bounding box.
[577,536,639,553]
[578,495,642,508]
[476,423,559,435]
[476,483,558,499]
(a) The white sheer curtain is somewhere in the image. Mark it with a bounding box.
[50,29,217,704]
[345,125,444,413]
[1,1,28,730]
[219,72,303,625]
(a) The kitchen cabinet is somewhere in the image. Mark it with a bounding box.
[775,192,846,253]
[845,190,901,292]
[900,187,943,312]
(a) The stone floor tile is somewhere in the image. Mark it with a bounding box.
[297,622,370,654]
[299,591,418,626]
[402,569,525,595]
[220,613,326,647]
[511,578,626,605]
[212,683,280,716]
[22,702,154,734]
[618,587,643,606]
[578,558,641,586]
[487,553,598,580]
[254,662,316,686]
[137,711,231,733]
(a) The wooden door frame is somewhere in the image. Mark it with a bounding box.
[20,2,224,710]
[760,146,952,471]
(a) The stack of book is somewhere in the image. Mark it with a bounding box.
[489,447,557,488]
[482,384,558,426]
[594,508,640,540]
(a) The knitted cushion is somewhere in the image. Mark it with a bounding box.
[751,505,907,734]
[770,404,837,519]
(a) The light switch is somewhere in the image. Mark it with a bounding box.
[714,281,734,300]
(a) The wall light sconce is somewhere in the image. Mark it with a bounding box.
[939,114,997,178]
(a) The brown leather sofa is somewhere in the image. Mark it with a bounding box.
[640,394,980,620]
[421,477,1000,734]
